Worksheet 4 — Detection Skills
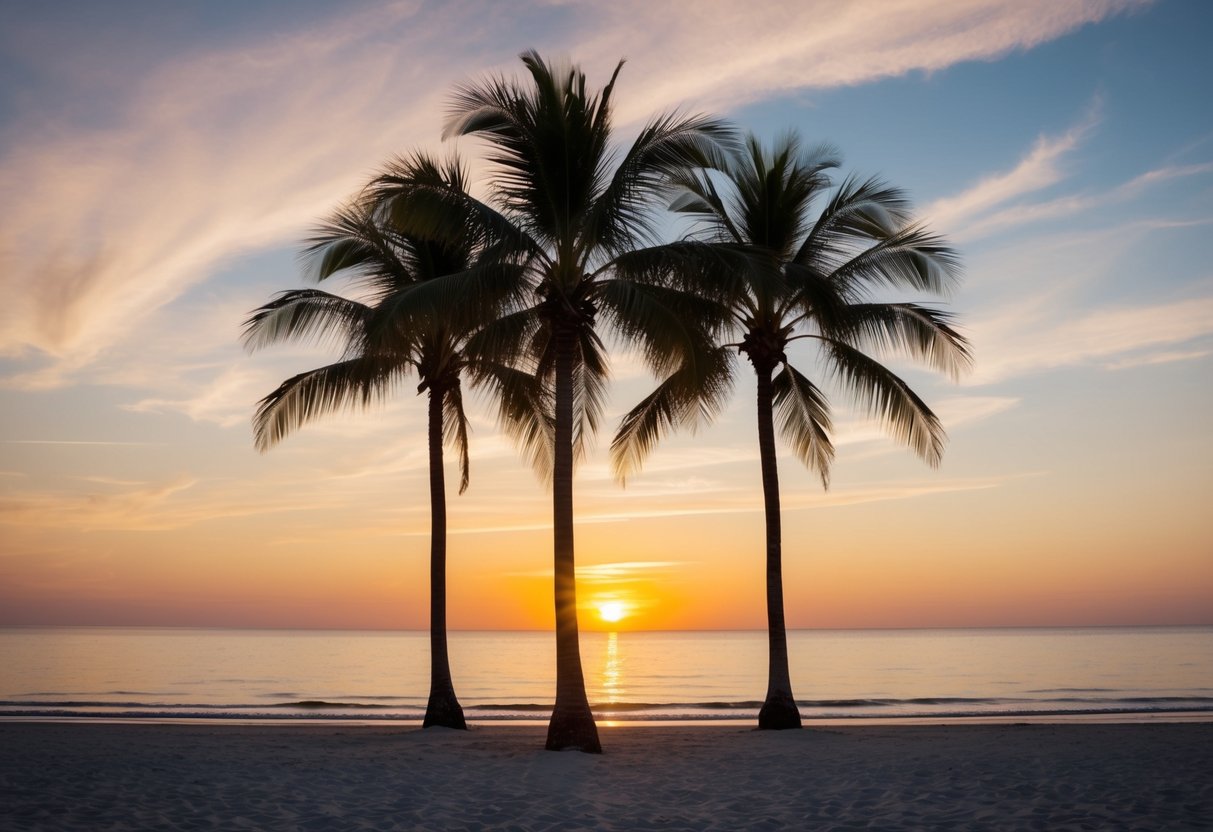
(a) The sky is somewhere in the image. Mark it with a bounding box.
[1,0,1210,631]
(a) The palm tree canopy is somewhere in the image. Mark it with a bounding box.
[613,131,972,485]
[242,152,548,493]
[363,50,741,479]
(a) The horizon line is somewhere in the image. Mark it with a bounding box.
[2,623,1209,634]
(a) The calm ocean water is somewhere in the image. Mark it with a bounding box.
[1,626,1210,723]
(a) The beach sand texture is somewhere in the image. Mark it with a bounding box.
[2,723,1210,831]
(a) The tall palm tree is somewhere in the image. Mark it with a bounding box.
[243,152,542,730]
[379,51,735,752]
[612,132,971,729]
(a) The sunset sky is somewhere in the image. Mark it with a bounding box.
[1,0,1210,631]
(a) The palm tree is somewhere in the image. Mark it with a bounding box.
[612,132,971,729]
[243,152,542,730]
[385,50,735,752]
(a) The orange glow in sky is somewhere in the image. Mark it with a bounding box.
[2,2,1212,633]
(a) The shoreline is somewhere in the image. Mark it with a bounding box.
[4,722,1210,830]
[3,709,1213,727]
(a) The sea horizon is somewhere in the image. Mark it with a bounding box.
[5,625,1210,725]
[4,622,1208,633]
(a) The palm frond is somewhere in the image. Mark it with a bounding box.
[821,339,947,466]
[369,153,544,267]
[838,303,972,380]
[366,261,530,351]
[253,357,401,451]
[467,360,554,482]
[442,382,472,494]
[572,327,610,461]
[606,240,759,305]
[443,50,617,252]
[826,223,963,300]
[731,132,838,258]
[668,167,746,243]
[795,175,914,268]
[461,306,543,369]
[300,202,416,295]
[249,145,538,497]
[594,277,731,377]
[611,344,734,481]
[779,266,848,334]
[772,363,834,487]
[242,290,372,353]
[585,110,737,257]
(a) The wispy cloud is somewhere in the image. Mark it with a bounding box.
[0,0,1148,387]
[1,440,160,446]
[581,394,1019,481]
[926,98,1213,244]
[918,92,1213,387]
[509,561,685,580]
[122,366,272,428]
[388,475,1012,536]
[823,395,1020,463]
[592,477,1007,521]
[1118,160,1213,192]
[925,102,1100,234]
[969,294,1213,384]
[0,2,467,373]
[71,476,150,487]
[831,395,1020,448]
[594,1,1148,119]
[951,157,1213,242]
[0,473,362,533]
[932,395,1021,428]
[579,447,756,484]
[0,476,200,532]
[1104,349,1211,370]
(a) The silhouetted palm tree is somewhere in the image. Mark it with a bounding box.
[612,132,971,729]
[243,153,543,730]
[386,51,735,751]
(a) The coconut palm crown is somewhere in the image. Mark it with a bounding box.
[370,50,737,752]
[612,132,971,729]
[243,152,544,730]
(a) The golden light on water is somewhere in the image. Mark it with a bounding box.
[595,630,625,726]
[602,631,621,703]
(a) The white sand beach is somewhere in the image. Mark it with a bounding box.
[2,722,1210,831]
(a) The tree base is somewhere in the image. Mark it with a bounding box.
[423,691,468,730]
[545,703,602,753]
[758,691,802,730]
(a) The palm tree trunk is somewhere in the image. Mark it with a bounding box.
[423,385,467,730]
[755,365,802,730]
[545,327,602,753]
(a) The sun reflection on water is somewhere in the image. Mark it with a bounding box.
[601,631,622,705]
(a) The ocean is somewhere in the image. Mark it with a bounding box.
[1,626,1210,723]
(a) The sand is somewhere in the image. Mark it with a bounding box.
[2,722,1210,831]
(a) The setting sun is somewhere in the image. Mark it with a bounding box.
[596,601,627,624]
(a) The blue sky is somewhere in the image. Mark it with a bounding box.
[1,0,1210,629]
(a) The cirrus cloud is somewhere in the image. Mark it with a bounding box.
[0,0,1150,387]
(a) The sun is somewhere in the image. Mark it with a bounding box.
[596,601,627,624]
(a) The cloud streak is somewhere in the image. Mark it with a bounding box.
[969,294,1213,384]
[590,1,1148,119]
[0,0,1149,385]
[948,157,1213,242]
[925,102,1100,235]
[0,472,368,533]
[388,476,1012,537]
[925,99,1213,244]
[1,440,160,446]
